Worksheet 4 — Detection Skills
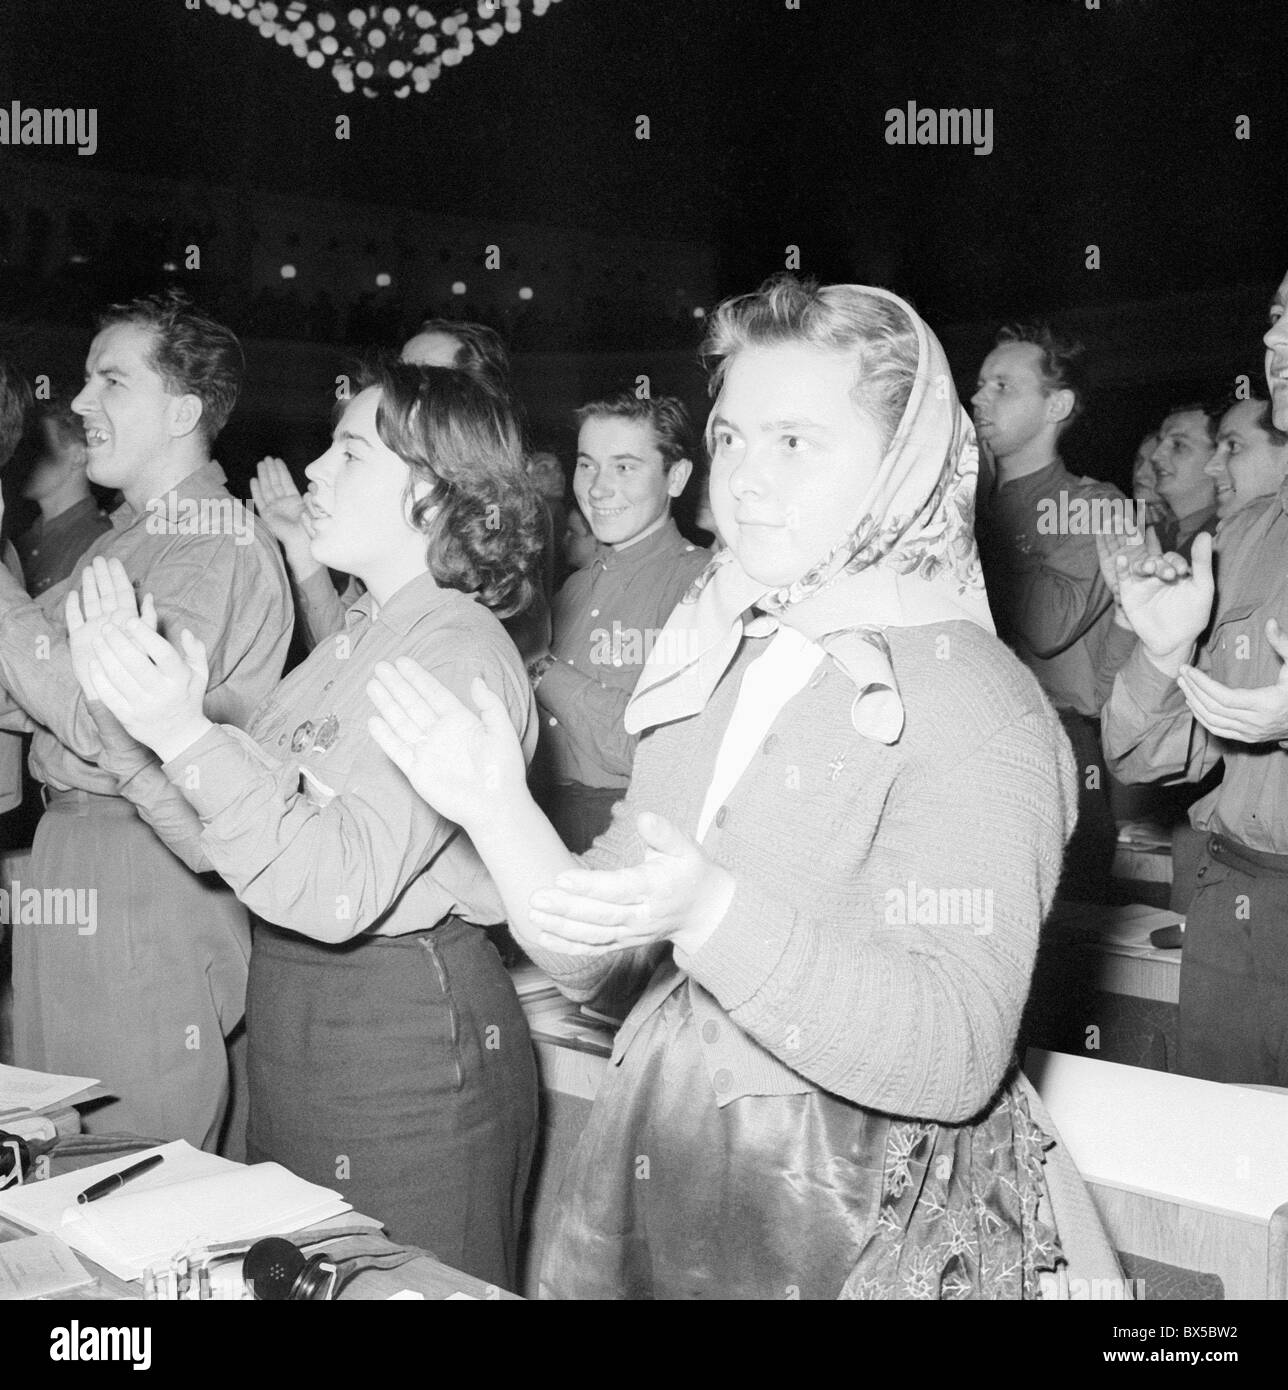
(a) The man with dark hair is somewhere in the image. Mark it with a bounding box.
[528,390,710,851]
[1205,395,1288,524]
[973,322,1124,893]
[1102,268,1288,1084]
[0,294,292,1147]
[15,392,110,596]
[1150,403,1218,559]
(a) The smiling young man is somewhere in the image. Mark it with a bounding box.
[1205,396,1288,525]
[0,292,292,1147]
[530,392,709,851]
[1101,268,1288,1084]
[972,323,1123,894]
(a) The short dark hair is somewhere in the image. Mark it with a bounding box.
[994,321,1087,429]
[0,356,33,469]
[574,390,694,473]
[359,359,544,620]
[1163,401,1219,446]
[412,319,510,396]
[97,290,244,445]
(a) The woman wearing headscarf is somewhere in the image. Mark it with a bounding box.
[369,276,1121,1299]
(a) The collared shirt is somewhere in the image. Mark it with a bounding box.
[0,461,293,794]
[981,460,1123,716]
[158,571,537,941]
[14,496,112,598]
[295,567,550,664]
[540,518,710,788]
[1101,485,1288,854]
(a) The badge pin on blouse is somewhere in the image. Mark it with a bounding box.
[312,714,340,753]
[290,721,315,753]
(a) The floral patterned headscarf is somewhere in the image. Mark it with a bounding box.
[625,285,995,744]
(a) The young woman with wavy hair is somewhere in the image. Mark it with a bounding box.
[65,360,545,1291]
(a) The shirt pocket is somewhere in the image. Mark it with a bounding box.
[1208,600,1262,675]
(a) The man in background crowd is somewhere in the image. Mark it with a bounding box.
[1101,270,1288,1085]
[1151,404,1218,559]
[14,392,110,597]
[973,322,1121,892]
[530,391,710,852]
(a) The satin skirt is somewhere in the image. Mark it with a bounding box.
[540,984,1062,1300]
[246,915,538,1292]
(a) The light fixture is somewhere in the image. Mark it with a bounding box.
[517,286,533,300]
[203,1,565,99]
[375,271,392,287]
[692,306,706,318]
[280,264,298,278]
[451,280,466,295]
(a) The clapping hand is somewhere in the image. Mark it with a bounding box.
[366,656,527,828]
[1114,531,1214,675]
[527,811,735,957]
[65,557,158,701]
[78,603,212,763]
[249,457,316,571]
[1178,617,1288,744]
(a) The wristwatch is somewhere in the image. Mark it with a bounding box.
[527,653,557,692]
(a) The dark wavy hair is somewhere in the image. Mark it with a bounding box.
[994,320,1087,434]
[98,290,244,445]
[408,319,510,397]
[0,356,32,469]
[359,360,543,619]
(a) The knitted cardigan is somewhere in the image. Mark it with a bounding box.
[528,619,1076,1120]
[526,616,1126,1287]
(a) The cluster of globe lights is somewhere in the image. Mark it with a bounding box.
[202,0,562,98]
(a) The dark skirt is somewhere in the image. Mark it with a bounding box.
[245,915,538,1292]
[540,983,1062,1300]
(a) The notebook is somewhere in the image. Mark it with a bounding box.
[0,1140,351,1282]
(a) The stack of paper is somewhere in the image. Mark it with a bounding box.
[0,1141,351,1282]
[0,1064,105,1122]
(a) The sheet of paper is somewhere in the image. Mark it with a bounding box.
[0,1140,351,1281]
[0,1232,94,1300]
[0,1063,101,1117]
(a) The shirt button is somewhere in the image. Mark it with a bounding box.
[712,1068,733,1094]
[701,1020,720,1044]
[277,735,286,745]
[548,716,558,727]
[324,680,334,691]
[715,806,728,828]
[590,609,600,618]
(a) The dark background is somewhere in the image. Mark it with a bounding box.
[2,0,1286,482]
